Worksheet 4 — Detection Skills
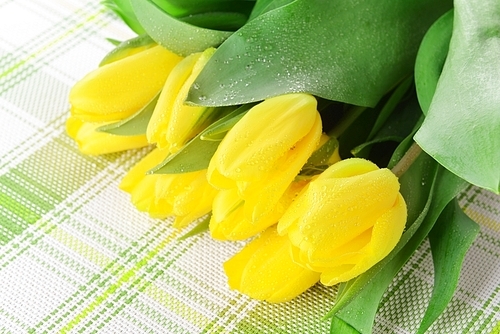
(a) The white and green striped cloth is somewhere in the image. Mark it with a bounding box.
[1,1,499,333]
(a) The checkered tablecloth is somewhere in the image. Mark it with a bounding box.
[1,1,500,333]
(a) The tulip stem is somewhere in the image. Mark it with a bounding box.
[329,106,366,138]
[391,142,422,178]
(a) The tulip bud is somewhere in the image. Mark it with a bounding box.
[120,148,173,218]
[278,158,407,286]
[147,48,227,152]
[224,227,320,303]
[120,148,217,226]
[207,93,322,223]
[69,45,182,122]
[66,116,148,155]
[155,167,217,228]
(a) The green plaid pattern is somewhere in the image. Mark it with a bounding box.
[0,1,499,333]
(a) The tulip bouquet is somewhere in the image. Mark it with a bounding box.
[66,0,499,332]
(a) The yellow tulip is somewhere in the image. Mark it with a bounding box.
[278,158,407,286]
[120,148,217,227]
[69,45,183,122]
[155,166,218,228]
[224,226,320,303]
[210,180,309,241]
[66,116,149,155]
[120,148,172,218]
[147,48,226,152]
[207,93,322,223]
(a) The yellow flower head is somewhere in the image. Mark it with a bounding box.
[207,93,322,223]
[120,149,172,218]
[155,166,218,228]
[210,180,309,241]
[66,116,149,155]
[120,148,217,227]
[278,158,407,286]
[224,227,320,303]
[147,48,224,152]
[69,45,182,122]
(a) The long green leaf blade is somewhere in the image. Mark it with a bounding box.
[417,200,480,333]
[414,0,500,193]
[180,12,248,31]
[130,0,233,56]
[330,317,360,334]
[155,0,255,18]
[351,96,422,158]
[97,93,159,136]
[187,0,452,107]
[414,10,453,115]
[103,0,146,34]
[248,0,294,20]
[178,214,211,240]
[149,136,220,174]
[99,34,155,66]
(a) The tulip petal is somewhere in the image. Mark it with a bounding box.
[209,94,319,183]
[209,189,278,240]
[70,45,182,122]
[66,117,149,155]
[224,227,319,303]
[120,148,168,192]
[147,52,200,148]
[243,112,322,221]
[148,48,217,152]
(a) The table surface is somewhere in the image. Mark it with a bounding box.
[1,1,499,333]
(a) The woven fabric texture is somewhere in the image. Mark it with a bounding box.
[0,1,499,333]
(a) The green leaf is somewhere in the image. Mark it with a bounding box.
[306,136,339,167]
[99,34,156,66]
[149,135,220,174]
[102,0,146,34]
[414,10,453,115]
[200,104,253,140]
[417,199,480,333]
[351,93,422,158]
[153,0,255,18]
[180,12,248,31]
[149,106,248,174]
[187,0,452,107]
[299,136,340,178]
[130,0,233,56]
[367,76,413,141]
[387,117,424,170]
[414,0,500,193]
[178,214,211,240]
[327,153,467,333]
[97,93,159,136]
[105,38,122,46]
[248,0,294,20]
[330,317,360,334]
[336,106,378,160]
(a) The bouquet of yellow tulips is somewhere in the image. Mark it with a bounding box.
[66,0,499,332]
